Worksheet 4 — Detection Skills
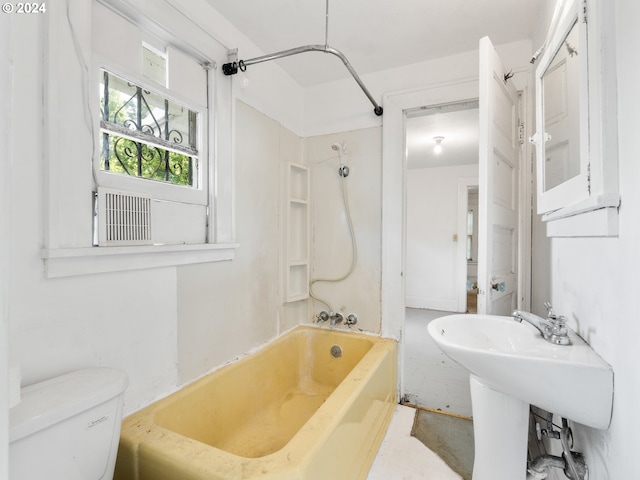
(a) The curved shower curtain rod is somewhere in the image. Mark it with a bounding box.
[222,44,383,116]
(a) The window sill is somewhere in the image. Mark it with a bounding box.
[542,194,621,237]
[41,243,239,278]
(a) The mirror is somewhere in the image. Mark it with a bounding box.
[534,0,590,215]
[541,19,582,192]
[533,0,619,235]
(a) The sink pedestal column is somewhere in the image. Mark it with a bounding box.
[470,375,529,480]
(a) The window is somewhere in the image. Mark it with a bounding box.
[94,49,208,209]
[466,210,474,261]
[99,69,199,188]
[94,50,209,246]
[91,6,212,246]
[142,44,167,86]
[41,0,237,277]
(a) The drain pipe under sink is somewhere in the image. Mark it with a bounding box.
[527,415,587,480]
[527,454,566,479]
[527,451,587,480]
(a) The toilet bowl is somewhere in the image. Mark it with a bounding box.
[9,368,128,480]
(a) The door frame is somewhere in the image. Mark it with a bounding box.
[381,77,480,341]
[381,77,532,399]
[457,179,480,313]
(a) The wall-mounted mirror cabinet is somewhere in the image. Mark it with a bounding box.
[533,0,619,236]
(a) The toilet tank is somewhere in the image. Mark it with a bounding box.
[9,368,129,480]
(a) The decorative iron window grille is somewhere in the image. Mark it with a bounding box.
[99,69,198,187]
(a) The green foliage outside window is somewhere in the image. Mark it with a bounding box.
[99,69,198,187]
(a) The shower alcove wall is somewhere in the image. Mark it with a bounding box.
[284,162,310,302]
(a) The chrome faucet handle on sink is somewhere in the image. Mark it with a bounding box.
[544,302,564,321]
[513,303,571,346]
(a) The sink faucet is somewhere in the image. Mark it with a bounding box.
[512,302,571,345]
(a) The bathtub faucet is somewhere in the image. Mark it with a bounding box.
[512,302,570,346]
[316,310,344,327]
[315,311,344,326]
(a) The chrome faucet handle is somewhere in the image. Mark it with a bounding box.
[514,305,571,345]
[544,302,566,323]
[544,302,555,318]
[545,310,570,345]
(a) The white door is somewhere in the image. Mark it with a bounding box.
[477,37,520,316]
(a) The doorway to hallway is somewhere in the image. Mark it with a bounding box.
[401,308,472,416]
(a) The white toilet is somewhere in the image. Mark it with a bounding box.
[9,368,129,480]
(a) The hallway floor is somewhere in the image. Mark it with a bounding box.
[403,308,472,417]
[367,404,468,479]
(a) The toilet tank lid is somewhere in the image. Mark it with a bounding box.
[10,368,129,443]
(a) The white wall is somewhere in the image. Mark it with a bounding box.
[528,0,556,320]
[531,1,639,478]
[405,165,478,311]
[531,164,551,317]
[176,101,306,381]
[1,10,12,480]
[307,128,383,333]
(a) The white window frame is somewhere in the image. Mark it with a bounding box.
[40,0,238,278]
[95,62,209,207]
[141,42,168,87]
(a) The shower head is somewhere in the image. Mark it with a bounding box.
[331,142,347,154]
[330,142,349,177]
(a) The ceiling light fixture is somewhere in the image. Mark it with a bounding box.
[433,136,445,154]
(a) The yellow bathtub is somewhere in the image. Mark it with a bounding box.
[114,325,398,480]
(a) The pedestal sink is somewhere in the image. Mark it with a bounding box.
[427,314,613,480]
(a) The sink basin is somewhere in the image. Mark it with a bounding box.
[427,314,613,429]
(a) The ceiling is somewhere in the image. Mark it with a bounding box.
[205,0,543,87]
[204,0,543,169]
[406,104,479,170]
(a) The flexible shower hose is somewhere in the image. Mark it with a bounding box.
[309,170,358,314]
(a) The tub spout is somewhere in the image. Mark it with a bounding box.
[330,313,344,326]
